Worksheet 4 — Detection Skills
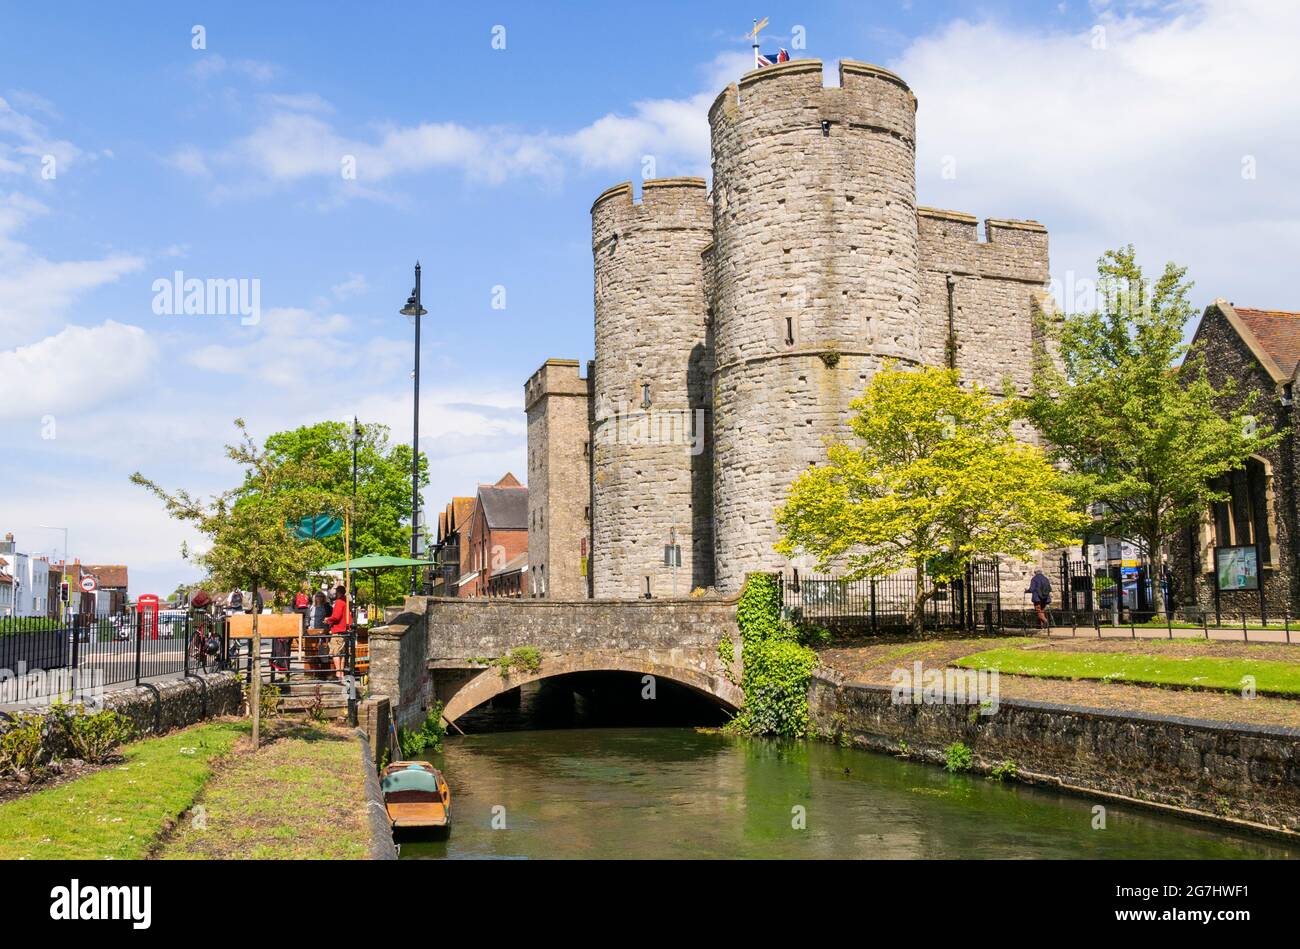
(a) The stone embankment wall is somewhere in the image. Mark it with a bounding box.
[100,671,242,736]
[809,673,1300,835]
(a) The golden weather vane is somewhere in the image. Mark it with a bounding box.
[749,17,769,69]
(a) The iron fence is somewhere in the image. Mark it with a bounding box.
[780,554,1294,643]
[0,609,364,722]
[781,559,1003,634]
[227,627,358,722]
[0,610,218,694]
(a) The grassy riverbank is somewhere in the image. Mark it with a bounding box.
[954,647,1300,696]
[0,720,245,860]
[817,634,1300,727]
[0,718,373,860]
[158,722,369,860]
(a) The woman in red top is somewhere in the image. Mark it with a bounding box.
[326,585,351,680]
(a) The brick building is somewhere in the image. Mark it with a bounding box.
[458,474,529,598]
[1171,300,1299,618]
[431,496,474,596]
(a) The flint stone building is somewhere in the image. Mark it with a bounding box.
[528,58,1055,599]
[1171,301,1300,618]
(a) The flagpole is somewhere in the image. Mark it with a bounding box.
[752,19,760,69]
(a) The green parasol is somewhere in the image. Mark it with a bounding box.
[320,553,437,614]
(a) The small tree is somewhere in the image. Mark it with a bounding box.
[259,420,427,608]
[131,419,350,747]
[1025,247,1282,615]
[776,365,1086,633]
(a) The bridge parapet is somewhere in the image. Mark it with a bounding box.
[369,595,743,728]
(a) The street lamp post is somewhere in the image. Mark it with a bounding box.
[352,416,360,499]
[400,263,428,596]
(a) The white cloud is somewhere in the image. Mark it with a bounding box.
[0,239,145,339]
[190,54,278,83]
[257,92,335,114]
[0,95,145,341]
[169,52,757,198]
[330,273,367,299]
[0,94,85,178]
[0,320,159,420]
[894,0,1300,307]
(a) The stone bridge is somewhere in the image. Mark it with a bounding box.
[368,595,744,729]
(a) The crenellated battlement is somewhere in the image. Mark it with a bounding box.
[709,58,915,146]
[524,358,587,412]
[591,178,710,249]
[918,207,1048,283]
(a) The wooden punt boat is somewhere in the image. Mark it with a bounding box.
[381,761,451,830]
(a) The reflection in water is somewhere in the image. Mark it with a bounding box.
[399,678,1298,860]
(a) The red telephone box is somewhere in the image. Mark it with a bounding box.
[137,594,160,640]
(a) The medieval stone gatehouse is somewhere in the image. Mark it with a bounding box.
[528,58,1055,599]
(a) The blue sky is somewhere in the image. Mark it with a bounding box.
[1,1,1297,596]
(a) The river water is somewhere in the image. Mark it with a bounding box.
[398,682,1297,860]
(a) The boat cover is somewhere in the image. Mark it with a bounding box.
[382,768,439,794]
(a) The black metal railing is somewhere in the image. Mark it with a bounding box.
[1010,606,1293,643]
[780,559,1003,634]
[778,560,1294,642]
[226,625,359,725]
[0,610,210,696]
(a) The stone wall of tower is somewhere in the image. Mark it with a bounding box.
[915,208,1059,589]
[916,208,1050,401]
[707,60,922,592]
[590,178,714,598]
[525,359,592,598]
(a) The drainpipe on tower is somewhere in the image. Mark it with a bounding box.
[945,274,958,370]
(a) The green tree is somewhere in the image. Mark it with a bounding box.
[1025,247,1282,615]
[131,419,350,747]
[776,365,1086,633]
[257,420,429,607]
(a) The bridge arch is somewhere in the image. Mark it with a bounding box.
[440,650,743,725]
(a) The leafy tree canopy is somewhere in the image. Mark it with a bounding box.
[131,419,349,606]
[776,365,1085,631]
[249,420,428,607]
[1024,246,1282,611]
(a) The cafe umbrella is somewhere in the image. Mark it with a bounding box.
[320,553,436,615]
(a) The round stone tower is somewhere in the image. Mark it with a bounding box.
[708,59,922,592]
[590,177,714,598]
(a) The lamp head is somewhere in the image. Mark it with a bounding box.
[399,290,426,318]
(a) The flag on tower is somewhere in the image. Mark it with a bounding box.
[756,48,790,67]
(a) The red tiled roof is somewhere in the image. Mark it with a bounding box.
[84,564,128,588]
[1232,308,1300,380]
[0,572,12,585]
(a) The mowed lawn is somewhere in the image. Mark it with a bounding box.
[158,722,370,860]
[0,721,246,860]
[954,647,1300,696]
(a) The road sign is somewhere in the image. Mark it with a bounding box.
[79,574,98,594]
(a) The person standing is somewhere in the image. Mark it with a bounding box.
[1028,569,1053,630]
[325,585,351,681]
[308,591,329,631]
